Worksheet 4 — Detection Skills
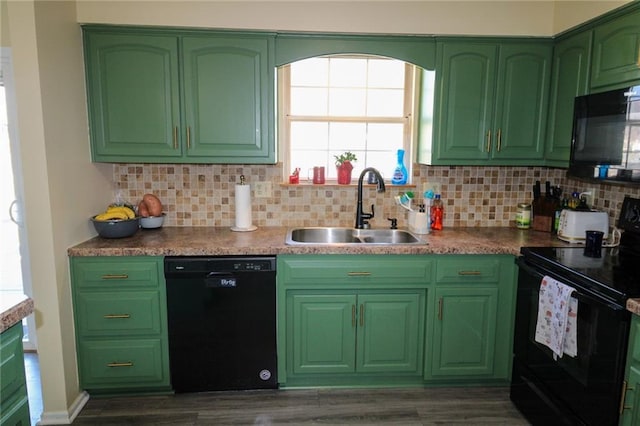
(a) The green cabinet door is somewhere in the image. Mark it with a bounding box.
[84,31,181,160]
[431,287,498,377]
[433,40,551,165]
[290,294,357,374]
[357,293,423,373]
[591,8,640,89]
[433,42,497,162]
[545,31,592,165]
[0,323,30,426]
[182,35,275,162]
[492,43,551,161]
[621,315,640,425]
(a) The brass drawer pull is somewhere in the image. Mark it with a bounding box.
[438,297,443,320]
[496,128,502,152]
[173,126,178,149]
[101,274,129,280]
[360,304,364,327]
[103,314,131,319]
[187,126,191,149]
[458,271,482,276]
[107,362,133,368]
[347,272,371,276]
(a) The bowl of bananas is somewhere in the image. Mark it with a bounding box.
[91,205,140,238]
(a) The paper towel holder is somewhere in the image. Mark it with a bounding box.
[231,175,258,232]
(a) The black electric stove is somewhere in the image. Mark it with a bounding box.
[512,196,640,426]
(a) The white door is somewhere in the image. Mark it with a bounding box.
[1,48,36,351]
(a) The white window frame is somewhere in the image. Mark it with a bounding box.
[278,55,423,183]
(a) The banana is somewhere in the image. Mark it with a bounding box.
[106,206,136,219]
[95,211,129,221]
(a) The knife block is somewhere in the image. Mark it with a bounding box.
[532,196,559,232]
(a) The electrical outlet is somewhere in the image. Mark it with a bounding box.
[422,181,441,196]
[253,182,272,198]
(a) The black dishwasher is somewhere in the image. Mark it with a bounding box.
[164,256,277,392]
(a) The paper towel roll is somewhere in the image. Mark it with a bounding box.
[234,184,254,230]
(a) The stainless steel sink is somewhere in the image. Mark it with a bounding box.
[285,227,426,245]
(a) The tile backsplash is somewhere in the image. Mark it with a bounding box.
[113,163,640,229]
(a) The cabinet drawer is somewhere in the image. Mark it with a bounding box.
[0,323,26,400]
[73,257,161,289]
[279,255,432,285]
[436,257,501,283]
[75,291,162,336]
[78,338,168,388]
[0,389,29,426]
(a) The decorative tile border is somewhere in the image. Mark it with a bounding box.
[113,163,640,229]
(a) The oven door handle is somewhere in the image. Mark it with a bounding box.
[517,257,627,311]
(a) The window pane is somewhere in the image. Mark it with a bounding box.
[329,123,367,151]
[329,88,366,116]
[330,58,367,87]
[367,89,404,117]
[367,123,404,150]
[291,122,329,150]
[291,88,328,115]
[291,58,328,86]
[369,59,405,88]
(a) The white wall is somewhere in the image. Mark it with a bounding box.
[75,0,629,37]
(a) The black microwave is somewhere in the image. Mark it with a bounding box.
[569,84,640,183]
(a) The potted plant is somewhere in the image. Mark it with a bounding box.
[334,151,357,184]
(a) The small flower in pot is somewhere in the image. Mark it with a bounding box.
[334,151,357,185]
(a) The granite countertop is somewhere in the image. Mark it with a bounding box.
[68,226,640,316]
[67,226,572,257]
[0,293,34,333]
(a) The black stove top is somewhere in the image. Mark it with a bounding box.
[521,246,640,305]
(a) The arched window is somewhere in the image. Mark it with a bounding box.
[279,54,435,183]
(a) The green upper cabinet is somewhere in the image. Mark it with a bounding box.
[544,30,592,166]
[590,8,640,89]
[84,31,181,159]
[83,27,276,164]
[431,39,552,165]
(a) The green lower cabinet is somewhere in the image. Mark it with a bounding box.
[431,287,498,377]
[425,255,516,383]
[620,315,640,425]
[0,323,30,426]
[288,291,425,379]
[70,256,171,395]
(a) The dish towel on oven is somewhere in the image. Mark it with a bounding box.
[534,275,578,359]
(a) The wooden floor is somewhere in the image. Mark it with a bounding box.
[72,386,531,425]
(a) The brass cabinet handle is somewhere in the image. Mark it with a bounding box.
[497,128,502,152]
[107,362,133,368]
[458,271,482,276]
[173,126,178,149]
[187,126,191,149]
[347,272,371,277]
[359,304,364,327]
[103,314,131,319]
[101,274,128,280]
[486,129,492,152]
[352,305,356,328]
[438,297,443,321]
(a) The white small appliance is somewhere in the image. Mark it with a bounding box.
[557,210,609,243]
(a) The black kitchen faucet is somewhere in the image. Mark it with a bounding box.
[355,167,386,229]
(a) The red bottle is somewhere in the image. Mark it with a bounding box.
[431,194,444,230]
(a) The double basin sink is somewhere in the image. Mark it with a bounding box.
[285,227,426,245]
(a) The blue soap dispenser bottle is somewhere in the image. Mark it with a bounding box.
[391,149,408,185]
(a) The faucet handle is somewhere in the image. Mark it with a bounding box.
[387,218,398,229]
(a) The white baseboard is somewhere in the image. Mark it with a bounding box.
[36,390,89,425]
